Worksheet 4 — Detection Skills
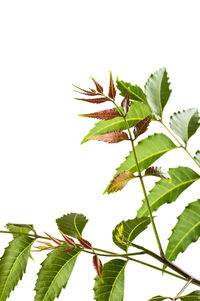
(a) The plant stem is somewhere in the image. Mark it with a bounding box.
[160,120,200,169]
[172,278,192,300]
[111,99,164,256]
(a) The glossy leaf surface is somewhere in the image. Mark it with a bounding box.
[56,213,88,238]
[165,199,200,264]
[34,246,81,301]
[81,101,152,143]
[137,167,200,217]
[113,217,151,251]
[0,236,34,301]
[145,67,171,117]
[94,259,127,301]
[170,108,199,144]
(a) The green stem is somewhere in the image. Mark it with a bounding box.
[160,120,200,169]
[111,99,164,256]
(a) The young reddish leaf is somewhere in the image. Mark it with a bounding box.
[74,97,108,104]
[108,71,116,99]
[45,233,62,245]
[73,84,99,96]
[121,91,130,114]
[108,171,135,193]
[37,241,53,247]
[56,247,75,254]
[133,114,152,139]
[91,77,103,93]
[78,237,93,249]
[34,246,50,251]
[145,166,170,179]
[79,109,120,120]
[87,131,129,143]
[93,255,103,280]
[60,232,76,247]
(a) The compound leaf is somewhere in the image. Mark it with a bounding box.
[113,217,151,251]
[137,167,200,217]
[116,78,147,102]
[165,199,200,264]
[56,213,88,238]
[81,101,152,144]
[0,235,34,301]
[34,246,81,301]
[145,67,171,117]
[104,133,176,193]
[180,291,200,301]
[170,108,200,145]
[94,259,127,301]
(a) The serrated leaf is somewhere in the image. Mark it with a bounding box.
[56,213,88,238]
[170,108,200,145]
[137,167,200,217]
[81,101,152,144]
[108,171,134,194]
[165,199,200,264]
[113,217,151,251]
[0,235,34,301]
[148,296,170,301]
[94,259,127,301]
[108,71,116,99]
[105,133,176,193]
[34,245,81,301]
[194,151,200,165]
[145,67,171,117]
[133,114,152,139]
[145,166,170,179]
[116,78,147,102]
[180,291,200,300]
[6,223,34,237]
[86,131,129,143]
[79,109,120,120]
[91,77,103,93]
[75,97,108,104]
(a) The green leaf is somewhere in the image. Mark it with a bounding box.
[137,167,200,217]
[170,108,200,145]
[194,151,200,165]
[34,246,81,301]
[94,259,127,301]
[0,235,34,301]
[116,78,147,102]
[148,296,170,301]
[165,199,200,264]
[6,223,34,238]
[104,133,177,193]
[81,101,152,144]
[113,217,151,251]
[180,291,200,300]
[56,213,88,238]
[145,67,171,117]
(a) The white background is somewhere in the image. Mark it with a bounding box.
[0,1,200,300]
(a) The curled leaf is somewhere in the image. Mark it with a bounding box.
[60,232,76,247]
[91,77,103,93]
[79,109,120,120]
[78,237,92,249]
[87,131,129,143]
[93,255,103,280]
[133,114,152,139]
[74,97,108,104]
[121,91,130,114]
[108,171,135,194]
[108,71,116,99]
[73,84,100,96]
[45,233,62,245]
[145,166,170,179]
